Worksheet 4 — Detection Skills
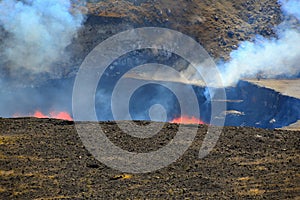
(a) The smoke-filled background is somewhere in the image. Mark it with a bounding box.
[0,0,299,128]
[215,0,300,87]
[0,0,85,117]
[0,0,85,76]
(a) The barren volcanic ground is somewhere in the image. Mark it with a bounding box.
[0,118,299,199]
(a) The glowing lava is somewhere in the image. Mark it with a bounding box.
[34,111,73,121]
[33,111,48,118]
[14,110,73,121]
[170,115,205,125]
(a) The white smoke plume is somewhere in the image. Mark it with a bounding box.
[280,0,300,20]
[0,0,85,74]
[217,0,300,87]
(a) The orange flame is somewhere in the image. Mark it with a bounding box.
[170,115,205,125]
[35,111,73,121]
[14,110,73,121]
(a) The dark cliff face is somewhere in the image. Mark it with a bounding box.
[94,78,300,129]
[59,0,284,80]
[225,81,300,129]
[1,69,299,129]
[85,0,283,58]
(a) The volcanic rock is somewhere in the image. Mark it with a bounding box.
[0,118,299,199]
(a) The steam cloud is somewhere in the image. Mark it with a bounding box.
[217,0,300,87]
[280,0,300,20]
[0,0,85,75]
[0,0,85,117]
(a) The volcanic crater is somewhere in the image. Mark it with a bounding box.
[0,0,299,199]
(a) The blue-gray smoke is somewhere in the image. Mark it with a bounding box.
[0,0,85,117]
[280,0,300,20]
[218,0,300,87]
[0,0,85,74]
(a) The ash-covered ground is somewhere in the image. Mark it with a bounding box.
[0,118,299,199]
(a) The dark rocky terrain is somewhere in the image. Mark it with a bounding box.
[0,118,299,199]
[61,0,283,78]
[83,0,283,58]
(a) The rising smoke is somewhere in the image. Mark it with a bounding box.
[280,0,300,20]
[0,0,85,117]
[0,0,299,121]
[217,0,300,87]
[0,0,85,76]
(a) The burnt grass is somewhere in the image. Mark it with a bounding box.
[0,118,299,199]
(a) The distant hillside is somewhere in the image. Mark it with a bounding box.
[85,0,282,59]
[0,0,283,83]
